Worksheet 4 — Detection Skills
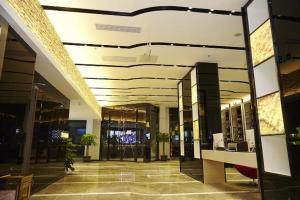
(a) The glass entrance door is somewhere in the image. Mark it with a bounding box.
[108,128,137,161]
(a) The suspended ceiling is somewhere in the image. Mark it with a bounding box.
[39,0,250,107]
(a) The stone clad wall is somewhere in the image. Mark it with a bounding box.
[5,0,100,114]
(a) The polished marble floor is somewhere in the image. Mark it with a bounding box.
[31,161,260,200]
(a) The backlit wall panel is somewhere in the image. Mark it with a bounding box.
[178,82,184,156]
[191,68,200,159]
[250,20,275,66]
[257,92,285,135]
[246,0,290,176]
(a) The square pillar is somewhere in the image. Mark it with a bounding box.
[244,0,300,199]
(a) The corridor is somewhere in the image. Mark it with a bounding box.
[31,161,259,200]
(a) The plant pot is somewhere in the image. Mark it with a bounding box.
[160,155,168,161]
[83,156,91,162]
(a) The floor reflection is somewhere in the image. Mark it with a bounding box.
[31,160,260,200]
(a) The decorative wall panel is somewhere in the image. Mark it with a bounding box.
[193,120,199,140]
[250,20,275,66]
[5,0,100,114]
[257,92,285,135]
[191,85,198,105]
[180,125,184,156]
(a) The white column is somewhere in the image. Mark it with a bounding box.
[69,100,101,161]
[159,105,170,158]
[85,119,101,160]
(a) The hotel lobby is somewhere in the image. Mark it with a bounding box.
[0,0,300,199]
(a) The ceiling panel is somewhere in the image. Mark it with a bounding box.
[39,0,248,12]
[39,0,250,107]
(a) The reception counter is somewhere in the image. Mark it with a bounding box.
[201,150,257,184]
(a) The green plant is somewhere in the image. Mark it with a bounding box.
[157,132,170,156]
[80,133,97,157]
[64,139,76,172]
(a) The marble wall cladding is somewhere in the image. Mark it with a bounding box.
[180,140,185,156]
[6,0,100,114]
[191,85,198,105]
[180,125,184,141]
[179,96,183,111]
[250,20,275,66]
[191,68,197,86]
[257,92,285,135]
[193,120,199,140]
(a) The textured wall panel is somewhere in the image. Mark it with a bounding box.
[250,20,275,66]
[257,92,285,135]
[5,0,100,114]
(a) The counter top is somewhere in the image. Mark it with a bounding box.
[202,150,257,168]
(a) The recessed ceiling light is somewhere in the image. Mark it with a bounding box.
[232,10,235,13]
[189,7,193,10]
[210,9,214,12]
[187,10,191,12]
[208,11,212,14]
[171,43,174,46]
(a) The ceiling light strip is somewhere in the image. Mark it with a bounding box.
[85,77,249,84]
[96,99,177,103]
[76,63,248,70]
[84,77,181,81]
[42,5,242,17]
[93,94,177,97]
[90,87,177,90]
[64,42,245,50]
[76,63,193,68]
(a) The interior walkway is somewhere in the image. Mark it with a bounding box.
[31,161,260,200]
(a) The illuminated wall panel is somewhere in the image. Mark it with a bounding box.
[191,68,201,159]
[250,20,275,66]
[257,92,285,135]
[178,82,184,156]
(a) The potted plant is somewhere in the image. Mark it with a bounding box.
[64,138,76,172]
[158,132,170,161]
[80,133,97,162]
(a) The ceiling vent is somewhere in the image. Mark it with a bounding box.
[102,56,137,63]
[95,24,142,34]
